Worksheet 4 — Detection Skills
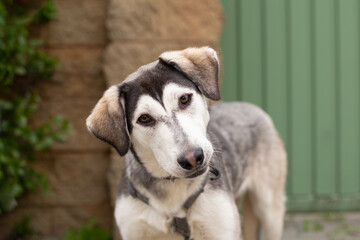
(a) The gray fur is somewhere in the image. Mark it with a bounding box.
[207,102,273,193]
[121,151,168,199]
[163,111,188,145]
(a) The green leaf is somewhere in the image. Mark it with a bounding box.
[0,1,71,215]
[17,116,27,128]
[4,216,38,239]
[14,66,26,75]
[32,0,57,23]
[62,219,112,240]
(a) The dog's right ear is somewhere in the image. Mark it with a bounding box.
[86,85,130,156]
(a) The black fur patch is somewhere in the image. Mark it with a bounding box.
[120,61,200,134]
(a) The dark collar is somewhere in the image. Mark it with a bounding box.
[126,167,220,240]
[127,176,207,211]
[126,179,202,240]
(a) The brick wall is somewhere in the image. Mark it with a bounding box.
[0,1,223,239]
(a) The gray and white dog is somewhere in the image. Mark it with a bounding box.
[86,47,287,240]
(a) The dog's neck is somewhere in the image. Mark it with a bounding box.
[125,149,207,216]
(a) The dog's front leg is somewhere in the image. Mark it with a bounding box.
[188,190,242,240]
[115,196,178,240]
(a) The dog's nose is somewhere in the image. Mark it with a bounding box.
[177,148,204,170]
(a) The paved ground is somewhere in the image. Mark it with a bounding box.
[279,212,360,240]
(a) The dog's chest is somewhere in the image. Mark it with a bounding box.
[115,195,187,240]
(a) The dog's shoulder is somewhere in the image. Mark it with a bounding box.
[207,102,278,193]
[208,102,276,150]
[209,102,272,127]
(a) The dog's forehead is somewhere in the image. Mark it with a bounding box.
[121,60,199,131]
[123,61,197,102]
[124,60,196,92]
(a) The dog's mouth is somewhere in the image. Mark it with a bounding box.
[186,166,208,178]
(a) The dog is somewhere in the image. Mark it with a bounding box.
[86,47,287,240]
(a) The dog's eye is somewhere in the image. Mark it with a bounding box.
[179,94,192,107]
[137,114,154,126]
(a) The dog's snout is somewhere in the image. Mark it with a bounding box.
[177,148,204,170]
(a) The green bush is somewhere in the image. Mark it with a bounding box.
[0,0,71,214]
[5,217,112,240]
[62,219,112,240]
[4,216,39,240]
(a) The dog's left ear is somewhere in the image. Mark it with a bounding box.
[159,46,221,101]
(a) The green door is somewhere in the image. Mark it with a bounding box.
[220,0,360,212]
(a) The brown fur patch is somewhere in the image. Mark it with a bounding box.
[159,47,220,101]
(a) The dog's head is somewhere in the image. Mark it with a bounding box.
[86,47,220,179]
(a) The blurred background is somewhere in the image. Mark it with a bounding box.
[0,0,359,239]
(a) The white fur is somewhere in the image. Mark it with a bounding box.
[115,190,241,240]
[131,83,213,179]
[115,196,173,240]
[188,190,241,240]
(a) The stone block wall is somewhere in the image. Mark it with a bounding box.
[0,1,223,239]
[0,0,110,238]
[105,0,223,86]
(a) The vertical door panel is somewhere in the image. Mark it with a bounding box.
[239,0,264,108]
[264,0,288,145]
[338,0,360,194]
[289,0,313,197]
[220,0,238,101]
[313,0,337,196]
